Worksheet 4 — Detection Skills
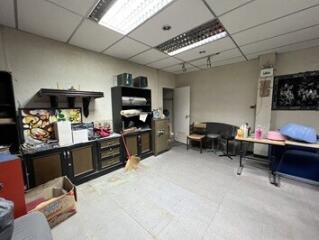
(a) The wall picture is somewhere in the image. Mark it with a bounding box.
[272,71,319,110]
[20,108,82,144]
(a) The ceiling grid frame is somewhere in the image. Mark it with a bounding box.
[230,2,319,37]
[202,0,248,61]
[4,0,319,74]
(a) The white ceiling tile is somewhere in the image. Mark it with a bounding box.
[103,37,150,59]
[129,49,168,65]
[18,0,82,42]
[174,36,236,61]
[129,0,214,47]
[70,19,123,52]
[147,57,182,69]
[220,0,319,34]
[199,56,245,69]
[47,0,98,16]
[205,0,252,16]
[241,24,319,55]
[189,48,242,66]
[246,38,319,60]
[0,0,15,28]
[275,38,319,53]
[233,5,319,46]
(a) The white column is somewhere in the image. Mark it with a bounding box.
[254,53,276,156]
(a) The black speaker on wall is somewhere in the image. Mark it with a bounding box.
[133,76,148,88]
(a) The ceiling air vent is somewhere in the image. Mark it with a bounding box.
[156,19,227,56]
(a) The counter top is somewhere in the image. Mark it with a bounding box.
[21,133,121,155]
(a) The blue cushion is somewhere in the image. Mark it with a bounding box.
[280,123,317,143]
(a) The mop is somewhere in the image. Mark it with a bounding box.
[122,134,140,171]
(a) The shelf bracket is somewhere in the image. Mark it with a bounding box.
[82,97,91,118]
[50,96,58,108]
[67,97,75,108]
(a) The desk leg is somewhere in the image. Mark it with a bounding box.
[268,145,277,185]
[237,141,244,175]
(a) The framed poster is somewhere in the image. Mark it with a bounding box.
[19,108,82,144]
[272,71,319,110]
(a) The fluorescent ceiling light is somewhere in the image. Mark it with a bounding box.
[90,0,174,35]
[156,19,227,56]
[167,31,227,56]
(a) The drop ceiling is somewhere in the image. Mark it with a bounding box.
[1,0,319,74]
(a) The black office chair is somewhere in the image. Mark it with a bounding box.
[219,127,238,159]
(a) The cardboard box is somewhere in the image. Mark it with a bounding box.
[25,176,77,228]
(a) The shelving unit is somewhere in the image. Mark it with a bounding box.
[0,71,19,153]
[111,86,153,160]
[111,86,152,133]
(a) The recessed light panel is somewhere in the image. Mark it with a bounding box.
[156,19,227,56]
[89,0,174,35]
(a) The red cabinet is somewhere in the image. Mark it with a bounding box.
[0,155,27,218]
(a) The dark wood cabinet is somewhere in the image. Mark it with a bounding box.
[97,138,122,170]
[23,135,122,188]
[123,130,152,160]
[32,152,63,186]
[66,143,97,183]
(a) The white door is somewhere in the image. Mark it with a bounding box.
[174,86,190,144]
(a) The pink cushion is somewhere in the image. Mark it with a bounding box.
[267,131,286,141]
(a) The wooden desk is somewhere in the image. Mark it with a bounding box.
[235,137,319,186]
[285,140,319,149]
[235,137,284,179]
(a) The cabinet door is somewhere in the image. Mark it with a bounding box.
[69,145,95,180]
[32,152,63,186]
[140,132,151,154]
[125,135,138,156]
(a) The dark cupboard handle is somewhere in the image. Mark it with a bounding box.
[0,182,4,192]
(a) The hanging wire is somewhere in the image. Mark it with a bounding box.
[182,63,187,72]
[207,56,212,68]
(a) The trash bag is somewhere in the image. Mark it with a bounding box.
[0,198,14,240]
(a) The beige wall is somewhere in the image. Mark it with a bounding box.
[271,47,319,132]
[0,26,176,124]
[176,46,319,132]
[176,60,259,127]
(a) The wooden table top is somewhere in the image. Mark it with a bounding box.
[235,137,285,146]
[235,137,319,149]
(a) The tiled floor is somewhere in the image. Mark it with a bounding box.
[52,145,319,240]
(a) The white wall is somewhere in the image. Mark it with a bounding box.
[176,59,259,127]
[0,26,176,124]
[176,46,319,132]
[271,47,319,132]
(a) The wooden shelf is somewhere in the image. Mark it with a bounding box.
[37,88,104,117]
[37,88,104,98]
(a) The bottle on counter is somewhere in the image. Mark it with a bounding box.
[255,126,263,139]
